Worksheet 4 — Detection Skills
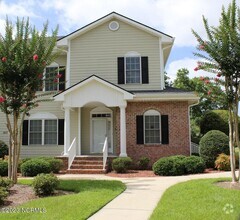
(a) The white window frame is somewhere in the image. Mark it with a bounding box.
[144,110,161,144]
[43,62,59,92]
[28,112,58,145]
[124,51,142,84]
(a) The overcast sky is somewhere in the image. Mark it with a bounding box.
[0,0,238,81]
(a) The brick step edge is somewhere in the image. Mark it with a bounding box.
[70,165,105,169]
[72,160,103,165]
[66,169,106,174]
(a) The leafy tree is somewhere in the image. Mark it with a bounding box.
[0,18,58,183]
[173,68,227,118]
[192,0,240,182]
[164,71,172,86]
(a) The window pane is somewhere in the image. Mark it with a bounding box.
[29,120,42,145]
[44,120,57,144]
[45,67,58,91]
[126,56,140,84]
[144,115,160,144]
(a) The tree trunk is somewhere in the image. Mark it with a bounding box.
[229,107,237,183]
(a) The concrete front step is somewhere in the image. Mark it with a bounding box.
[66,169,106,174]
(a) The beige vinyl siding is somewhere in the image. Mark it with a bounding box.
[20,146,64,158]
[0,112,9,144]
[70,108,78,148]
[70,19,161,90]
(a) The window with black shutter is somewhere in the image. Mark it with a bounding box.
[117,55,149,84]
[136,112,169,145]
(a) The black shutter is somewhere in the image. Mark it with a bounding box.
[118,57,125,84]
[161,115,169,144]
[141,56,149,84]
[136,115,144,144]
[58,119,64,145]
[59,66,65,91]
[22,120,28,145]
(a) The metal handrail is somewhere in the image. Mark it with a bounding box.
[102,137,108,170]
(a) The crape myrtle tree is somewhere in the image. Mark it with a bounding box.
[192,0,240,183]
[173,68,227,118]
[0,17,59,183]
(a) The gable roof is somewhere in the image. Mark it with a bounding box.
[54,74,134,101]
[57,12,174,46]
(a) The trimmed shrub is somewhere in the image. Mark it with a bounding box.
[112,157,132,173]
[0,160,8,176]
[21,159,51,177]
[199,130,229,168]
[0,187,8,205]
[137,157,150,170]
[29,157,64,173]
[183,156,206,174]
[215,153,230,171]
[0,141,8,159]
[44,158,63,173]
[153,155,186,176]
[0,177,12,189]
[32,173,59,196]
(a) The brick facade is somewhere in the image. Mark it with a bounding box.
[115,101,190,166]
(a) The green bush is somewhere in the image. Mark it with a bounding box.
[182,156,206,174]
[137,157,150,170]
[112,157,132,173]
[32,173,59,196]
[21,159,51,177]
[44,158,63,173]
[24,157,63,173]
[215,153,230,171]
[0,187,8,205]
[153,155,206,176]
[0,177,12,189]
[0,141,8,159]
[0,160,8,176]
[199,130,229,168]
[153,155,186,176]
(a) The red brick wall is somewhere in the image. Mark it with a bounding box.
[115,101,190,166]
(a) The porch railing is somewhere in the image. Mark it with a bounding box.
[102,137,108,170]
[67,137,76,169]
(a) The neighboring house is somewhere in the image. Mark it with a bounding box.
[0,12,199,171]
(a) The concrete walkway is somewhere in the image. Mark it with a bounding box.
[58,172,232,220]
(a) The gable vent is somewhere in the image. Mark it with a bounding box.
[109,21,119,31]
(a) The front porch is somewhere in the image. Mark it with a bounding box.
[54,75,134,171]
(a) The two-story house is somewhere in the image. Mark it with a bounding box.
[0,12,199,173]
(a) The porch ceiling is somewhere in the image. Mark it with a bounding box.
[54,75,134,107]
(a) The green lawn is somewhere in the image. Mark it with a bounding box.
[0,179,125,220]
[150,178,240,220]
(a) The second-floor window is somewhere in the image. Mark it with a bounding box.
[125,56,141,84]
[118,53,148,85]
[45,66,59,91]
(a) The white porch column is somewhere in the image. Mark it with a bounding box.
[64,107,70,155]
[78,107,81,155]
[119,104,127,157]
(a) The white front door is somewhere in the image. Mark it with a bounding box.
[92,119,107,153]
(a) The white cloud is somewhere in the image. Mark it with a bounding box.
[166,57,214,81]
[0,0,237,47]
[38,0,234,47]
